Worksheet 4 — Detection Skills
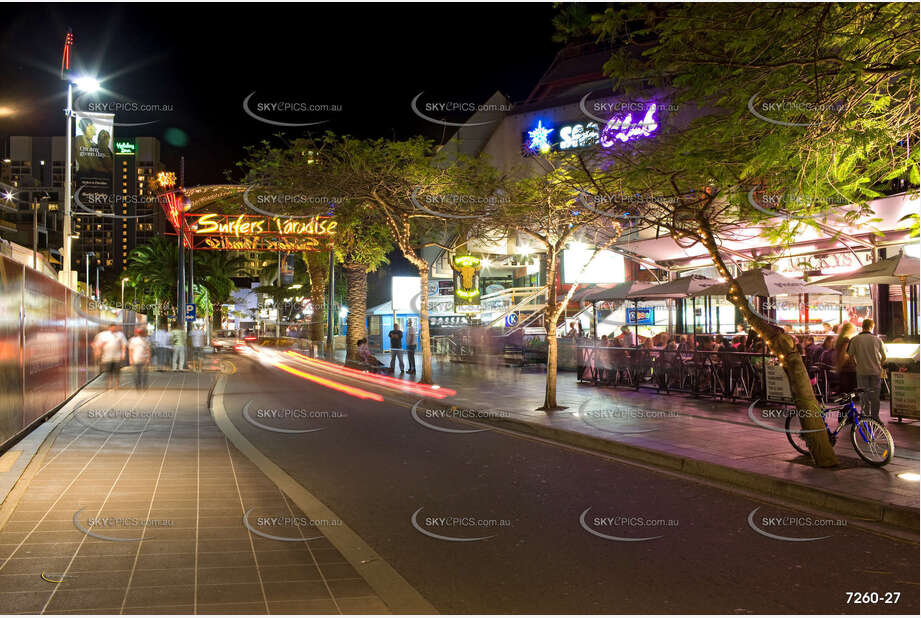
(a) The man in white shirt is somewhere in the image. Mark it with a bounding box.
[92,324,127,390]
[405,319,417,374]
[128,327,151,391]
[153,327,170,371]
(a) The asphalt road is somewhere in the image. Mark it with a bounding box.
[217,351,919,614]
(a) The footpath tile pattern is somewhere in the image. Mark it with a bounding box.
[354,352,920,512]
[0,370,389,615]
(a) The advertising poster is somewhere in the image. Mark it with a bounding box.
[73,110,114,207]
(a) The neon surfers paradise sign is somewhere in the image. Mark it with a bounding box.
[524,103,659,154]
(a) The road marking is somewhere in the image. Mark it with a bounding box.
[210,375,437,614]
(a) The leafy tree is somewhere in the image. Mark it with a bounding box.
[567,1,919,465]
[238,134,498,383]
[488,153,622,410]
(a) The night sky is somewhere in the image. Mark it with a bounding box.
[0,3,560,186]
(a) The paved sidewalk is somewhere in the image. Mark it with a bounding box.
[348,351,920,528]
[0,370,389,615]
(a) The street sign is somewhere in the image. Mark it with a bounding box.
[185,304,196,322]
[504,312,519,328]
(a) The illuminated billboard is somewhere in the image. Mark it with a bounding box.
[562,248,626,284]
[392,276,421,313]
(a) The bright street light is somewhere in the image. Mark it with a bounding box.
[73,76,100,92]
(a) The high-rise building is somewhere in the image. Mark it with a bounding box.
[0,136,167,279]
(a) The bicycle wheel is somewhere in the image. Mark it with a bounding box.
[850,416,894,467]
[784,414,812,456]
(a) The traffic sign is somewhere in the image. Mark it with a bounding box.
[504,312,519,328]
[185,304,196,322]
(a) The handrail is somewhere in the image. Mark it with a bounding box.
[480,286,543,302]
[486,287,547,328]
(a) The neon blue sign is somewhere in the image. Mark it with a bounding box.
[527,120,554,153]
[525,103,660,155]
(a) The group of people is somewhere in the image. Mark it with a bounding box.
[350,319,418,375]
[91,322,208,390]
[583,319,888,418]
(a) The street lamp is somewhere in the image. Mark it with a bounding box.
[121,277,128,312]
[63,73,100,290]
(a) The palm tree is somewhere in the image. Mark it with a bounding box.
[194,251,249,329]
[125,236,179,321]
[333,203,392,360]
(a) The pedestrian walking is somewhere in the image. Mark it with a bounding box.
[388,322,404,374]
[847,318,887,419]
[153,326,170,371]
[128,327,151,390]
[170,323,187,371]
[92,324,127,390]
[190,326,204,372]
[405,319,417,374]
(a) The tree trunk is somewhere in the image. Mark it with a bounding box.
[343,262,368,361]
[306,252,329,342]
[416,265,433,385]
[539,256,565,410]
[696,217,838,467]
[543,328,559,409]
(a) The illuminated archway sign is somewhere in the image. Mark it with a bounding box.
[189,213,337,250]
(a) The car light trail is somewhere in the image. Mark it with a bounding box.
[284,351,457,398]
[272,361,384,402]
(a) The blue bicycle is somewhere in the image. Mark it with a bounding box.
[784,389,894,466]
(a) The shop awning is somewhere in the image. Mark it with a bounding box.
[688,269,842,298]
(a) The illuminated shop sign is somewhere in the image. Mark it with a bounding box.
[114,140,136,155]
[524,103,659,154]
[626,307,655,326]
[451,254,482,310]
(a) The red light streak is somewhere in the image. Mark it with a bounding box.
[272,361,384,402]
[284,351,456,399]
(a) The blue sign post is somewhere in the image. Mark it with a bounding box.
[185,304,196,322]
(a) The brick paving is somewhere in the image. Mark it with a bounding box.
[0,369,389,615]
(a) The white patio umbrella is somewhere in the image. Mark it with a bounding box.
[688,268,841,333]
[581,281,655,344]
[812,252,919,332]
[688,268,842,298]
[811,253,919,287]
[626,274,720,300]
[626,274,720,336]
